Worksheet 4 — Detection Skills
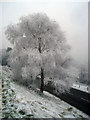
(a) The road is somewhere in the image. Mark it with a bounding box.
[45,85,90,116]
[59,88,90,116]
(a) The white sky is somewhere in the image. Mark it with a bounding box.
[0,0,88,64]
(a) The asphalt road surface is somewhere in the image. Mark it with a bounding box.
[45,85,90,116]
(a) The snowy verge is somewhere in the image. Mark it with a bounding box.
[72,83,90,93]
[10,81,89,118]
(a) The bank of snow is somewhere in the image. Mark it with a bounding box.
[72,83,90,93]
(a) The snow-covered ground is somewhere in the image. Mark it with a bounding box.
[72,83,90,93]
[10,82,89,118]
[1,66,90,118]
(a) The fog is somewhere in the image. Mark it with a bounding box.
[0,0,88,64]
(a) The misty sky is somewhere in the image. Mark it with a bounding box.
[0,0,88,64]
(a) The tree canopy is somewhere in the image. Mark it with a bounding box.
[5,13,77,93]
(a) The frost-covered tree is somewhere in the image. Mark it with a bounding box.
[0,48,12,66]
[5,13,74,93]
[78,64,88,84]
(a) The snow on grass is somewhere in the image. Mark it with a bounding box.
[2,70,34,118]
[1,66,90,118]
[10,81,89,118]
[72,83,89,93]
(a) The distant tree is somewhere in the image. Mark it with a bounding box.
[5,13,75,93]
[6,47,12,52]
[0,48,7,65]
[2,47,12,66]
[0,47,12,66]
[78,64,88,84]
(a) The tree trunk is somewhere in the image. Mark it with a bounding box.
[40,67,44,93]
[38,37,44,93]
